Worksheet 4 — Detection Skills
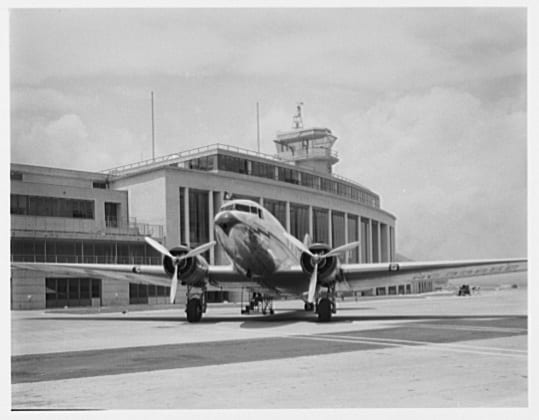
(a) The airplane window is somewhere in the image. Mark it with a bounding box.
[221,204,234,211]
[250,207,258,214]
[235,204,250,213]
[257,208,262,218]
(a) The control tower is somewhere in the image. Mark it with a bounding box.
[274,103,339,174]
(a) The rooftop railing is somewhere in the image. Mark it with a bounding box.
[103,143,284,175]
[276,147,339,161]
[103,143,368,190]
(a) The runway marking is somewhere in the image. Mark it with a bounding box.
[410,323,527,334]
[289,334,527,359]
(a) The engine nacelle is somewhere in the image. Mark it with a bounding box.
[300,243,340,285]
[162,246,209,287]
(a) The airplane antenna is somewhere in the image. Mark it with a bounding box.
[151,91,156,161]
[292,102,304,129]
[256,102,261,153]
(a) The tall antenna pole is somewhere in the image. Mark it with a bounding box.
[151,91,155,161]
[256,102,261,153]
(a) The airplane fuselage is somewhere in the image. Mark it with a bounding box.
[214,200,300,278]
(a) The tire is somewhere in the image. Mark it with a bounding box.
[186,298,202,323]
[317,298,332,322]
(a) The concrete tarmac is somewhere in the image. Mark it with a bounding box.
[11,286,528,409]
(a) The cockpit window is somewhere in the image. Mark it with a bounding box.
[222,202,263,218]
[235,204,250,213]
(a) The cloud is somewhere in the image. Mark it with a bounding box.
[12,114,89,169]
[335,86,526,260]
[10,9,526,94]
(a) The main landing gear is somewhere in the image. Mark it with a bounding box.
[185,286,207,323]
[315,284,337,322]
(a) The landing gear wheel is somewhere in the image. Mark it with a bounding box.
[186,298,203,323]
[317,298,332,322]
[304,302,315,312]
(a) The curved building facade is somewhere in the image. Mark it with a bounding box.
[10,124,398,309]
[108,126,396,266]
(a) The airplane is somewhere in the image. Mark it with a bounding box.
[12,199,527,323]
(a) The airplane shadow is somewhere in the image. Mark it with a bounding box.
[33,311,526,329]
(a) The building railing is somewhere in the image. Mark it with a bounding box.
[11,215,164,240]
[276,147,339,161]
[11,255,162,265]
[105,143,295,175]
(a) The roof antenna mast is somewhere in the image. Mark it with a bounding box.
[151,91,156,161]
[293,102,304,129]
[256,102,261,153]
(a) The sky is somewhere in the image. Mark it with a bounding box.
[9,7,528,261]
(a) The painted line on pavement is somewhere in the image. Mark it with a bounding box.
[289,334,527,359]
[410,323,527,334]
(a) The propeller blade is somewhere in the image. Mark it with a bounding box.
[307,262,318,304]
[324,241,361,259]
[179,241,216,260]
[145,237,175,260]
[285,232,314,257]
[170,263,179,304]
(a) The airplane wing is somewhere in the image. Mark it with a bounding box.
[338,258,527,291]
[11,261,251,290]
[11,262,172,286]
[11,257,527,296]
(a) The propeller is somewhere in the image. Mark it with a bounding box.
[285,233,360,304]
[324,241,361,258]
[307,262,318,304]
[170,263,179,304]
[145,237,175,260]
[144,237,216,304]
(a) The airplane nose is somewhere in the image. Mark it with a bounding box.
[215,211,241,236]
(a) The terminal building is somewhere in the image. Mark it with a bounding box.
[11,116,427,310]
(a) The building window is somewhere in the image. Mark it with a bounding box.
[10,171,23,181]
[92,181,107,189]
[10,194,27,215]
[331,211,346,249]
[320,178,337,194]
[277,167,300,184]
[264,199,287,227]
[290,203,309,240]
[372,221,379,263]
[251,161,275,180]
[45,278,99,308]
[10,194,94,219]
[105,202,119,228]
[129,283,148,304]
[189,189,209,250]
[217,154,248,174]
[179,188,186,245]
[300,172,318,189]
[312,207,329,244]
[347,214,359,263]
[188,155,216,171]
